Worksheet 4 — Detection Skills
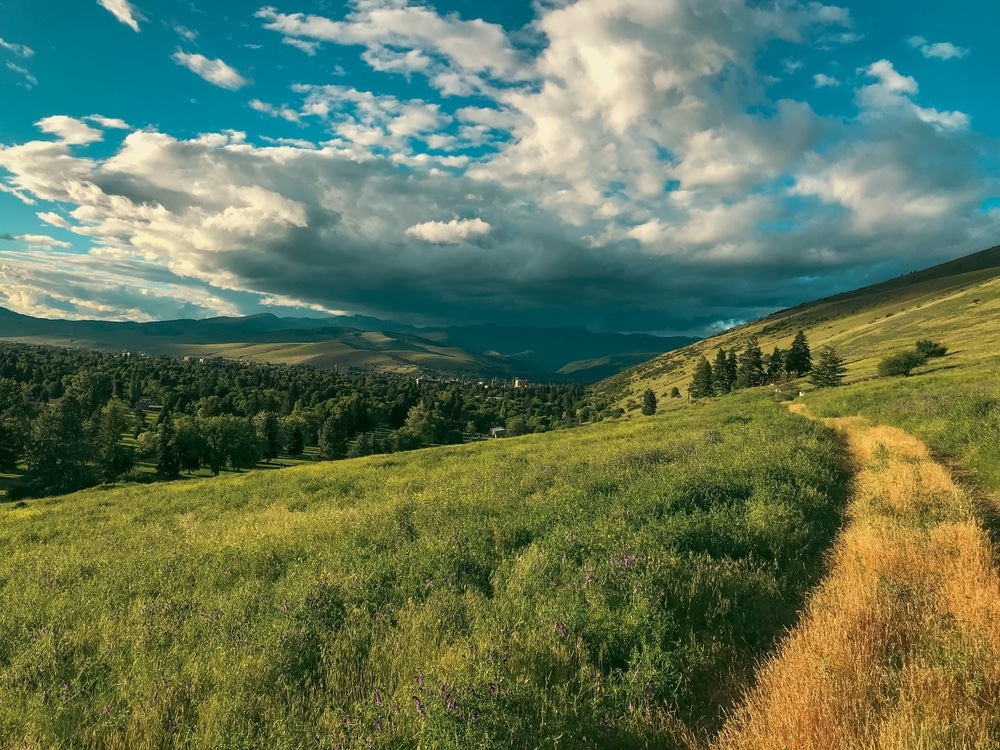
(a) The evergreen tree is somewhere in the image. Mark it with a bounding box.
[765,346,785,382]
[0,378,28,471]
[785,330,812,376]
[641,388,657,416]
[688,357,715,399]
[725,350,738,390]
[736,337,765,389]
[712,349,732,395]
[16,394,96,497]
[0,415,26,472]
[810,346,848,387]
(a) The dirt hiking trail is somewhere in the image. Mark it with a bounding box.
[716,408,1000,749]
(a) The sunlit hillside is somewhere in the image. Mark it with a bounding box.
[599,244,1000,410]
[0,395,847,749]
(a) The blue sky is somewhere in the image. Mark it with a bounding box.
[0,0,997,334]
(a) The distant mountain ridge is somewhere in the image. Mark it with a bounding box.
[0,307,697,383]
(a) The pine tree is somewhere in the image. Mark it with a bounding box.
[16,394,95,497]
[810,346,847,387]
[641,388,657,416]
[712,349,731,395]
[736,337,765,389]
[725,350,738,391]
[688,357,715,399]
[765,346,785,382]
[785,330,812,376]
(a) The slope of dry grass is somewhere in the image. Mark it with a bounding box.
[717,415,1000,749]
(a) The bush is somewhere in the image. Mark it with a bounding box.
[877,350,928,377]
[915,339,948,358]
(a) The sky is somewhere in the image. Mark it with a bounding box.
[0,0,998,335]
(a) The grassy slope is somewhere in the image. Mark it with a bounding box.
[0,394,847,749]
[598,244,1000,411]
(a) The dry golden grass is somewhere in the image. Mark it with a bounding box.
[716,420,1000,750]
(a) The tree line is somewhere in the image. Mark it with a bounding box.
[0,344,602,500]
[686,329,827,398]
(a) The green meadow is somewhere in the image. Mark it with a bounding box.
[0,394,847,749]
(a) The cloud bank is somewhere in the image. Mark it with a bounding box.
[0,0,997,333]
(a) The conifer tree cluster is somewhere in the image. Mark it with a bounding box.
[0,342,597,500]
[688,330,813,399]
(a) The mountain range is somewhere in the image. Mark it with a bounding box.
[0,307,697,383]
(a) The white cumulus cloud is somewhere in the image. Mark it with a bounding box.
[405,218,491,243]
[172,50,250,90]
[36,115,104,145]
[908,36,969,60]
[857,60,969,130]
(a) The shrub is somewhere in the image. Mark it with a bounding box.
[877,350,927,377]
[915,339,948,358]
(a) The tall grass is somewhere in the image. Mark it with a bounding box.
[0,394,847,749]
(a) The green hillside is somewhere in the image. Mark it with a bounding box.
[598,243,1000,409]
[0,395,846,749]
